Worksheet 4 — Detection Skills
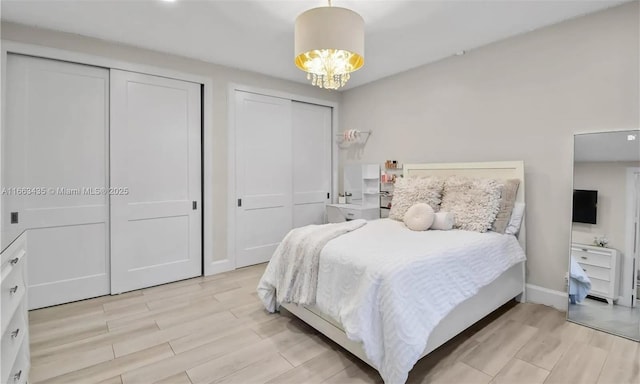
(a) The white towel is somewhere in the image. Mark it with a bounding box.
[569,256,591,303]
[431,211,455,230]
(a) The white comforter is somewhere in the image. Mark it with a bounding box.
[314,219,526,384]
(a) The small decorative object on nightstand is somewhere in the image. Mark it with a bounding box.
[593,235,608,248]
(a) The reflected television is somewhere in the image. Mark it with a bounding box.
[572,189,598,224]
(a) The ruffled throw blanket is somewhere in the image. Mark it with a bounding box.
[257,219,367,312]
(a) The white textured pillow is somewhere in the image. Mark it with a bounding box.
[431,211,455,230]
[440,176,502,232]
[505,202,525,235]
[491,179,520,234]
[389,177,444,221]
[403,203,435,231]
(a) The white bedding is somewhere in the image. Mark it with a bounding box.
[314,219,526,384]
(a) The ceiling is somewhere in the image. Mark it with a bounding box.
[575,130,640,162]
[0,0,629,90]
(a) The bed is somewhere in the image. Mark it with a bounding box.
[264,161,527,383]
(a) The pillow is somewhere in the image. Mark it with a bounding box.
[491,179,521,234]
[440,176,502,232]
[431,211,454,230]
[389,177,444,221]
[403,203,435,231]
[505,202,525,235]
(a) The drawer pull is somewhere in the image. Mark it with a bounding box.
[13,370,21,382]
[346,213,354,216]
[9,285,18,294]
[581,256,587,260]
[10,328,20,339]
[9,257,19,265]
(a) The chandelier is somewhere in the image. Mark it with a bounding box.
[294,0,365,90]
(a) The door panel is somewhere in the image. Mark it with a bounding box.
[127,216,189,269]
[110,70,201,293]
[4,54,110,308]
[235,91,292,267]
[27,224,109,309]
[292,102,332,228]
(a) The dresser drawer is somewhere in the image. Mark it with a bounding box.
[341,208,361,220]
[572,249,611,268]
[590,277,612,297]
[1,256,26,335]
[6,341,29,384]
[327,204,379,223]
[1,234,26,276]
[1,303,27,381]
[577,263,610,281]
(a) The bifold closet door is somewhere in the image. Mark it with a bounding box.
[235,91,293,268]
[292,102,332,227]
[110,70,201,294]
[4,54,110,309]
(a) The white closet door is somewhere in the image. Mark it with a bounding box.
[110,70,201,294]
[292,102,332,227]
[235,91,292,268]
[4,54,110,309]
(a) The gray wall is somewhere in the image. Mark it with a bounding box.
[340,2,639,292]
[1,21,341,265]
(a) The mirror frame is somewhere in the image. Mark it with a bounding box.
[567,129,640,341]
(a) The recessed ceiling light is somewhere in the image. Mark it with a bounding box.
[455,50,466,56]
[161,0,176,2]
[628,134,637,141]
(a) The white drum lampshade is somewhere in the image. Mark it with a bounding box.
[294,6,365,90]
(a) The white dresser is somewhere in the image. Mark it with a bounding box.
[326,204,379,223]
[571,243,620,304]
[1,231,29,384]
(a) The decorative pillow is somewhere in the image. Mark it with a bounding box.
[491,179,521,234]
[505,202,526,235]
[431,211,455,230]
[389,177,444,221]
[403,203,435,231]
[440,176,502,232]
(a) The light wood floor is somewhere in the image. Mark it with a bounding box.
[29,263,639,384]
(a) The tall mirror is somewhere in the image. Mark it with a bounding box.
[568,129,640,340]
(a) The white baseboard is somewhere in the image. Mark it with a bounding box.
[525,284,567,311]
[205,259,235,276]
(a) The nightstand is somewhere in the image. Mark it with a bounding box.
[326,204,379,223]
[571,243,620,304]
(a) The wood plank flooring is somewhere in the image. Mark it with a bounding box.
[29,263,640,384]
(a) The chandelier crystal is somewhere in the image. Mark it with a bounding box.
[294,3,365,90]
